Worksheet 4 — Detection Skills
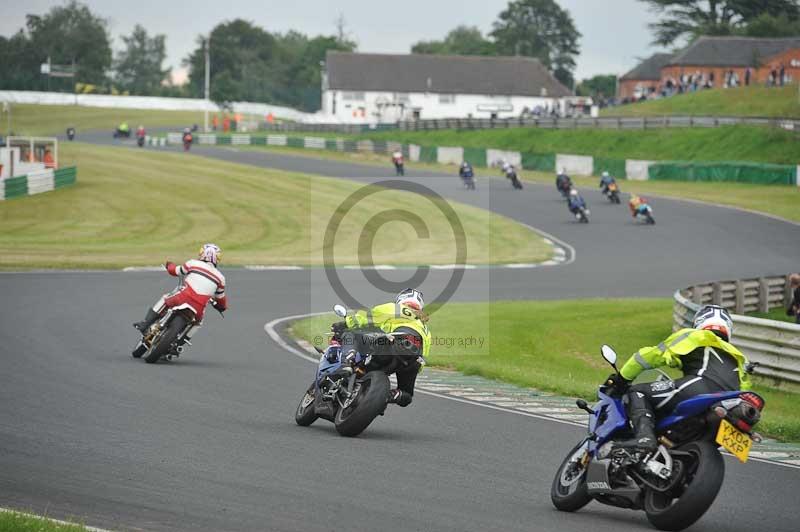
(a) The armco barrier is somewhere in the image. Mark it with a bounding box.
[157,132,798,185]
[0,166,77,200]
[673,275,800,385]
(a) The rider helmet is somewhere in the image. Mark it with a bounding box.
[396,288,424,311]
[693,304,733,341]
[602,171,609,178]
[569,188,579,197]
[198,243,222,266]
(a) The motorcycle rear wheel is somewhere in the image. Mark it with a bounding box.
[551,440,592,512]
[644,440,724,531]
[334,371,389,437]
[144,315,186,364]
[295,384,319,426]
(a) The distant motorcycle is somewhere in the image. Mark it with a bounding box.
[66,127,76,141]
[137,136,145,148]
[392,151,405,176]
[113,128,131,139]
[635,203,656,225]
[459,164,476,190]
[604,182,621,204]
[182,133,193,152]
[505,168,523,190]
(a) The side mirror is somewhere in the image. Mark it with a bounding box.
[600,344,618,368]
[333,304,347,318]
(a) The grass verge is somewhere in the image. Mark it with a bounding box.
[602,85,800,118]
[3,103,207,137]
[0,143,550,269]
[290,299,800,442]
[236,143,800,223]
[0,510,90,531]
[748,307,798,323]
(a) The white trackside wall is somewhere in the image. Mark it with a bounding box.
[322,90,559,123]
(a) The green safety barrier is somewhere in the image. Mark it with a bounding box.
[593,157,627,179]
[463,147,487,168]
[216,136,232,145]
[325,139,339,150]
[54,166,77,188]
[419,145,437,163]
[251,136,267,146]
[287,137,305,148]
[521,152,556,172]
[3,175,28,199]
[648,161,796,185]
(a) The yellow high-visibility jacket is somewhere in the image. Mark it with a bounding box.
[620,328,751,391]
[345,302,431,358]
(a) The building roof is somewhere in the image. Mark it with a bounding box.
[620,53,674,81]
[325,51,572,98]
[668,36,800,67]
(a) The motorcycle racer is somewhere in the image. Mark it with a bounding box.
[331,288,431,407]
[606,305,752,451]
[133,244,227,339]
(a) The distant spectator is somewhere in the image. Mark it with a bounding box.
[780,64,786,86]
[43,148,55,169]
[788,274,800,324]
[223,115,230,133]
[769,68,778,86]
[212,115,218,131]
[709,71,715,87]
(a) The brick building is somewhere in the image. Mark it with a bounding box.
[617,37,800,99]
[662,36,800,87]
[618,53,673,100]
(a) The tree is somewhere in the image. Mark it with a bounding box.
[114,25,170,95]
[411,26,495,56]
[184,19,356,110]
[490,0,581,87]
[26,0,112,86]
[739,12,800,37]
[576,75,616,99]
[638,0,800,46]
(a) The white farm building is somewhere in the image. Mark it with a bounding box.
[321,51,572,123]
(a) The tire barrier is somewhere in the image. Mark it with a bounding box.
[673,274,800,385]
[157,132,800,185]
[0,166,77,200]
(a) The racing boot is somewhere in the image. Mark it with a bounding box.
[388,389,413,407]
[615,390,657,452]
[133,308,159,334]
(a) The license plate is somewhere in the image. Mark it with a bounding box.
[716,419,752,463]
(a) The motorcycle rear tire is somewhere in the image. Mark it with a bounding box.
[295,384,319,426]
[144,315,186,364]
[644,440,724,531]
[334,371,390,437]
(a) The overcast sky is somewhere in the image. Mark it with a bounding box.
[1,0,667,82]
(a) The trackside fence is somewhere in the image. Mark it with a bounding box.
[0,166,77,200]
[158,132,800,186]
[673,274,800,385]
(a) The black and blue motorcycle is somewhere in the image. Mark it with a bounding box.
[551,345,764,531]
[294,304,425,437]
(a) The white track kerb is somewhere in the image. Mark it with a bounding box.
[264,312,800,471]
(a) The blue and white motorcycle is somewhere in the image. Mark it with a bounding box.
[294,304,424,437]
[551,345,764,531]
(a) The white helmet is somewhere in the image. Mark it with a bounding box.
[569,188,579,197]
[396,288,424,311]
[199,243,222,266]
[693,305,733,341]
[602,171,609,178]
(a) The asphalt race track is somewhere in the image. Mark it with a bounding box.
[1,138,799,531]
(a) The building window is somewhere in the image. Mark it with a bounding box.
[438,94,456,104]
[342,91,365,101]
[395,93,410,103]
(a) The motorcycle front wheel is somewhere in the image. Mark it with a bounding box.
[551,440,592,512]
[333,371,389,437]
[644,440,724,531]
[294,384,319,426]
